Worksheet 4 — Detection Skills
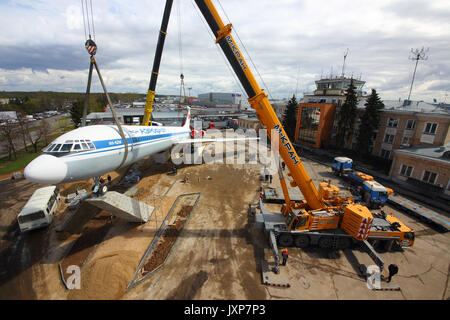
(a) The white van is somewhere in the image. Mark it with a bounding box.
[18,186,60,232]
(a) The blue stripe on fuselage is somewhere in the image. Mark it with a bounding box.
[64,131,188,158]
[93,132,179,149]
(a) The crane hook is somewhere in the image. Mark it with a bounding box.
[85,38,97,56]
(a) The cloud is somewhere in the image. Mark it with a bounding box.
[1,0,449,103]
[0,44,87,72]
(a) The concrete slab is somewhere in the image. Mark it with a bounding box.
[87,191,154,223]
[261,259,290,288]
[388,194,450,232]
[262,187,304,203]
[261,248,291,288]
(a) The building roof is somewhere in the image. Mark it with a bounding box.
[357,99,450,115]
[86,108,247,120]
[394,143,450,164]
[315,76,365,85]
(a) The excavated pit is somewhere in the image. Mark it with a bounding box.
[141,206,193,275]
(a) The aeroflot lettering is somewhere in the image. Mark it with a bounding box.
[273,124,299,165]
[225,35,247,71]
[129,128,165,135]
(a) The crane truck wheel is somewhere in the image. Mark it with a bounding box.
[294,235,310,248]
[336,237,352,249]
[278,234,293,247]
[318,236,333,249]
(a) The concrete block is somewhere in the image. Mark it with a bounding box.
[87,191,154,223]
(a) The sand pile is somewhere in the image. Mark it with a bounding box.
[68,250,138,300]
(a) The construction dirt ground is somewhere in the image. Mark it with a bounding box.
[0,140,449,300]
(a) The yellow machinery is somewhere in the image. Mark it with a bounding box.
[192,0,414,255]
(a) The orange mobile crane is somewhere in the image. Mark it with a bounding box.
[193,0,414,269]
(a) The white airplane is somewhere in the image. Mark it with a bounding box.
[24,108,253,187]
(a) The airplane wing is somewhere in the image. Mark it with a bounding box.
[176,137,259,144]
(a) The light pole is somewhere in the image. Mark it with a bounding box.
[407,47,429,101]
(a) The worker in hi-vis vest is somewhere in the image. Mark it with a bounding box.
[281,248,289,266]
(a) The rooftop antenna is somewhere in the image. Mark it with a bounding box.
[407,47,429,101]
[341,48,349,77]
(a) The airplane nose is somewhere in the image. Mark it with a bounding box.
[24,154,68,184]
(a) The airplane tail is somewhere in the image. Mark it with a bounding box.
[183,106,191,129]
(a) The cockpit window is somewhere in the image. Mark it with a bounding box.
[60,144,73,152]
[43,139,94,156]
[53,144,62,152]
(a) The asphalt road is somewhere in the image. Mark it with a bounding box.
[0,114,71,159]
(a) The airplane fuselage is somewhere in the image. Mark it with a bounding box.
[24,124,190,184]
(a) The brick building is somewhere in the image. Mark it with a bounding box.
[370,101,450,160]
[237,116,262,131]
[389,143,450,200]
[272,104,287,121]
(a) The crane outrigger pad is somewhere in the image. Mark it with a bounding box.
[261,249,290,288]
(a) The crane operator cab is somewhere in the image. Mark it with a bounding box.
[286,210,310,231]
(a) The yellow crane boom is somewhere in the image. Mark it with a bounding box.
[194,0,324,210]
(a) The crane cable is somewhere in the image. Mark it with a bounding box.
[177,0,186,105]
[216,0,274,101]
[90,0,96,41]
[80,0,129,169]
[81,0,96,41]
[177,0,183,77]
[81,0,87,40]
[189,0,246,101]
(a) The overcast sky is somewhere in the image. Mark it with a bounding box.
[1,0,449,103]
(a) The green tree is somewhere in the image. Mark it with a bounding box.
[281,95,298,141]
[22,100,37,114]
[70,99,85,126]
[92,94,107,112]
[356,89,384,155]
[335,78,358,148]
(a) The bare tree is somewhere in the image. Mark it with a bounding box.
[16,112,30,152]
[40,118,51,146]
[0,142,9,158]
[26,121,43,154]
[0,121,18,160]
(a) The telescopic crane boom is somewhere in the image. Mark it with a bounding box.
[142,0,174,126]
[194,0,325,210]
